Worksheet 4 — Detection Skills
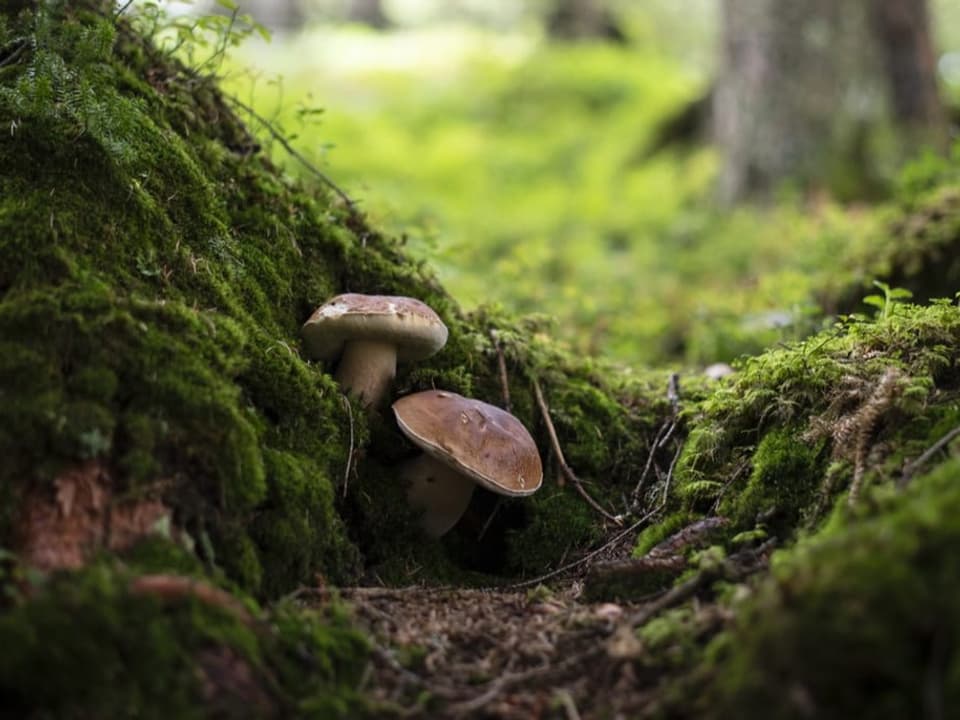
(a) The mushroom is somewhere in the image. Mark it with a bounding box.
[301,294,448,407]
[392,390,543,537]
[704,362,736,380]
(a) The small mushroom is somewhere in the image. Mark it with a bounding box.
[704,362,735,380]
[301,294,448,407]
[392,390,543,537]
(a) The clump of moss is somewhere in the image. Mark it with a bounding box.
[0,561,369,719]
[718,426,826,535]
[705,457,960,720]
[659,298,960,556]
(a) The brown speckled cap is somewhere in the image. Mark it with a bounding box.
[392,390,543,497]
[302,294,448,362]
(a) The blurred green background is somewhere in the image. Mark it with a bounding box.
[198,0,960,365]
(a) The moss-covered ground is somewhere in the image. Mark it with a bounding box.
[2,1,960,717]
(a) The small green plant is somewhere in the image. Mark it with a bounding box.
[131,0,269,75]
[862,281,913,320]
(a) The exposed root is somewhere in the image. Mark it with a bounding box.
[129,574,257,626]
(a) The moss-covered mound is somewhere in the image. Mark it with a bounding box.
[0,0,667,602]
[709,458,960,719]
[663,298,960,552]
[0,558,368,719]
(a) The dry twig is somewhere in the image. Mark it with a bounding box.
[900,424,960,487]
[532,378,622,525]
[505,506,661,590]
[490,330,512,412]
[226,94,360,219]
[341,394,355,498]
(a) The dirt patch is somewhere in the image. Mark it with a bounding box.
[304,532,773,719]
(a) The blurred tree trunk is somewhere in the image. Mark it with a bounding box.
[346,0,390,29]
[546,0,626,43]
[2,0,35,16]
[870,0,945,132]
[232,0,306,31]
[714,0,946,205]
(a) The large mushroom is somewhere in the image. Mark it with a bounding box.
[392,390,543,537]
[301,294,448,407]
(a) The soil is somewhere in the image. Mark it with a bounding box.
[307,525,772,719]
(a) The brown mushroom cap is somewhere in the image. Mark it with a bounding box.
[392,390,543,497]
[301,294,448,362]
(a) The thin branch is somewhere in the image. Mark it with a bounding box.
[532,378,622,525]
[113,0,135,19]
[900,424,960,487]
[622,538,775,629]
[0,40,27,69]
[490,330,512,412]
[477,497,502,541]
[632,374,682,506]
[505,506,661,590]
[341,394,355,498]
[662,441,682,505]
[631,421,667,505]
[226,94,359,218]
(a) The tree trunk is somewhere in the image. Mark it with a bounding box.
[346,0,390,29]
[231,0,306,31]
[714,0,946,205]
[869,0,946,136]
[545,0,626,43]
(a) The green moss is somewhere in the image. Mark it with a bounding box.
[0,562,369,719]
[708,458,960,720]
[662,299,960,554]
[633,511,695,557]
[719,426,826,534]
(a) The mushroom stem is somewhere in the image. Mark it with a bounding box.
[400,453,476,538]
[335,339,398,407]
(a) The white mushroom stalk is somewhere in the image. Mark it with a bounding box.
[301,294,448,408]
[335,339,397,408]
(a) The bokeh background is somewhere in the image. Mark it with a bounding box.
[156,0,960,366]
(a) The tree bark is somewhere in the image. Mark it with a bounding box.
[346,0,390,29]
[545,0,626,43]
[714,0,946,205]
[869,0,946,136]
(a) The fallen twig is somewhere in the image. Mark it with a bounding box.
[341,394,355,498]
[532,378,622,525]
[630,422,667,506]
[490,330,512,412]
[477,497,502,541]
[226,94,360,220]
[900,424,960,487]
[631,373,682,507]
[505,506,661,590]
[621,538,776,629]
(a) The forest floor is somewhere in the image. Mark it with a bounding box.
[306,524,773,719]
